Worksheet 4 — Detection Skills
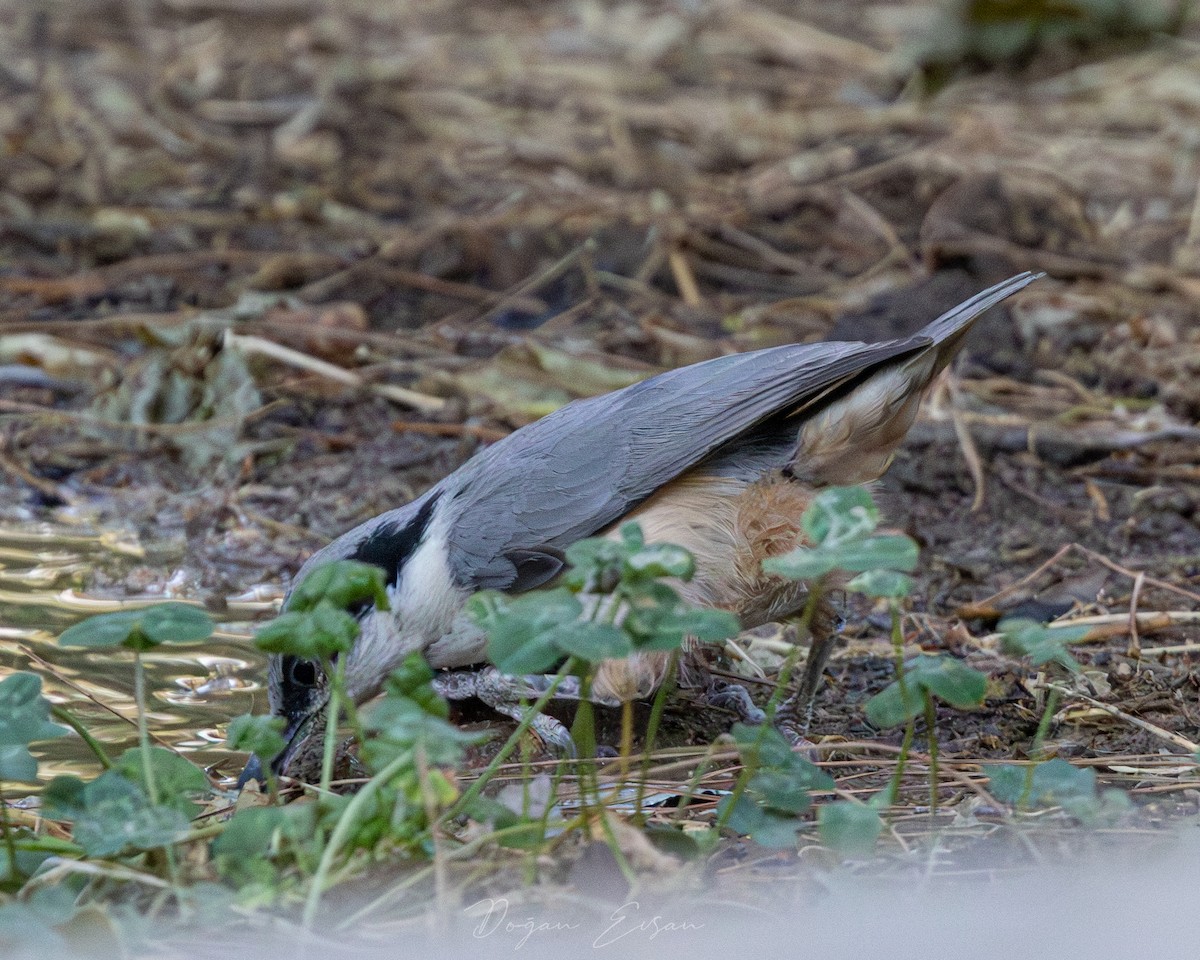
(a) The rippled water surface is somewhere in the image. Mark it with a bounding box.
[0,521,276,788]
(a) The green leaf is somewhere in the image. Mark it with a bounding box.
[818,801,883,856]
[482,588,582,631]
[253,601,359,659]
[486,623,561,675]
[665,607,741,643]
[310,602,363,652]
[138,603,215,643]
[749,769,816,815]
[716,794,800,849]
[474,588,583,673]
[761,548,837,581]
[801,487,879,546]
[58,610,145,649]
[864,679,924,728]
[826,534,919,573]
[0,674,68,783]
[286,559,391,614]
[213,807,287,861]
[0,674,68,745]
[621,581,739,652]
[999,618,1085,673]
[40,775,87,819]
[624,543,695,581]
[727,723,834,818]
[225,714,287,765]
[865,655,986,728]
[988,758,1128,823]
[553,622,632,662]
[384,653,450,718]
[42,771,189,857]
[640,824,710,860]
[846,569,913,599]
[251,611,308,654]
[765,532,916,581]
[364,656,481,775]
[0,746,38,783]
[213,804,318,880]
[729,722,789,766]
[563,538,624,593]
[386,651,436,698]
[990,758,1096,811]
[362,707,478,771]
[58,603,213,651]
[618,523,645,551]
[910,655,987,709]
[565,523,701,592]
[766,487,917,583]
[116,747,208,811]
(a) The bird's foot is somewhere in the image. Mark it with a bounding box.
[432,666,577,755]
[698,675,766,725]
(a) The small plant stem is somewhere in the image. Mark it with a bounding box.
[618,700,634,786]
[1020,686,1061,808]
[635,650,679,820]
[883,721,915,806]
[1031,687,1060,760]
[569,668,602,815]
[441,658,579,823]
[767,585,823,720]
[670,739,720,822]
[717,585,823,832]
[132,652,183,891]
[304,749,411,927]
[415,745,448,925]
[883,602,914,809]
[51,706,113,770]
[889,601,912,712]
[342,696,366,753]
[536,760,569,840]
[133,653,159,805]
[0,782,17,881]
[923,691,939,818]
[517,700,540,886]
[319,656,348,798]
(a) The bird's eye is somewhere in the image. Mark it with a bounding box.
[289,659,318,687]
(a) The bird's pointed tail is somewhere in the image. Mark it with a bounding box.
[919,270,1044,373]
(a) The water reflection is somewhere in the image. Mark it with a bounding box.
[0,521,277,789]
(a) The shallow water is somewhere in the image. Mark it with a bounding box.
[0,521,276,790]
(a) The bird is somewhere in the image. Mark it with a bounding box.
[260,271,1040,780]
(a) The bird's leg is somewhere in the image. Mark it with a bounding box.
[777,594,842,734]
[432,666,577,755]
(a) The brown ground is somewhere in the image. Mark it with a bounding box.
[0,0,1198,821]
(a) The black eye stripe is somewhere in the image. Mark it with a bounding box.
[289,658,317,687]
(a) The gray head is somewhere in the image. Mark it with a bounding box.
[264,492,457,775]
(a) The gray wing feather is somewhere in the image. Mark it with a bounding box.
[442,272,1039,588]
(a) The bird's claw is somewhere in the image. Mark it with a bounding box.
[701,676,766,725]
[433,666,578,756]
